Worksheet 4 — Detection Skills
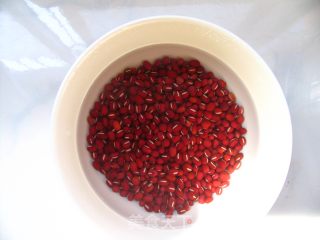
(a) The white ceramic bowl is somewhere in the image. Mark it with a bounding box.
[52,16,292,229]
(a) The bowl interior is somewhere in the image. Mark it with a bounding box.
[77,43,258,227]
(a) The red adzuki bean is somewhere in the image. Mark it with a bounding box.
[86,57,246,218]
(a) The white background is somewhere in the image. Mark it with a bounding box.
[1,0,320,239]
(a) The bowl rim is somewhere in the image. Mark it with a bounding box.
[51,15,292,231]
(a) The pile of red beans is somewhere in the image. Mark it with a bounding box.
[86,57,246,217]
